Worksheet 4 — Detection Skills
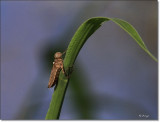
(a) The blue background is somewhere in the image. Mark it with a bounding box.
[1,1,158,120]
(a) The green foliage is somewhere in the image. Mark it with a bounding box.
[45,17,157,120]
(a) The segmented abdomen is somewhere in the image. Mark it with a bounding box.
[48,65,62,88]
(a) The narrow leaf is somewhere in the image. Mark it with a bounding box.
[46,17,157,120]
[109,18,157,62]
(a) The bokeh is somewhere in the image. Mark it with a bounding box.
[1,1,158,120]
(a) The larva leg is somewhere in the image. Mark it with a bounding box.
[62,66,66,74]
[62,65,73,78]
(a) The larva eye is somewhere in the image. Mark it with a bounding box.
[54,52,62,58]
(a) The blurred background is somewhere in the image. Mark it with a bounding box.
[1,1,158,120]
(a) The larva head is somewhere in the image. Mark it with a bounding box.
[54,52,62,59]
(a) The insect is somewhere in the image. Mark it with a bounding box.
[48,52,65,88]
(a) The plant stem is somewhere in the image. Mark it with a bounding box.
[45,72,68,119]
[45,17,157,120]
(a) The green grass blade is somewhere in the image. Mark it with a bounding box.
[45,17,157,120]
[63,17,110,68]
[45,73,68,119]
[109,18,158,62]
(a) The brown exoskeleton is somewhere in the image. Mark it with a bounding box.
[48,52,65,88]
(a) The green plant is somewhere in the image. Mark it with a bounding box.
[45,17,157,119]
